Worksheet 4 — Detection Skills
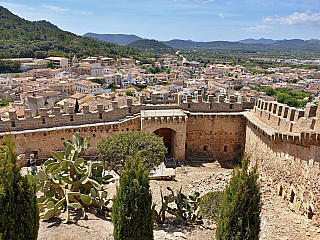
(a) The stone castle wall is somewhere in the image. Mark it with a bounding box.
[244,99,320,225]
[1,93,319,224]
[186,113,245,162]
[1,94,254,160]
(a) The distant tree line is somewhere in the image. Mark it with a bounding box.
[251,86,311,107]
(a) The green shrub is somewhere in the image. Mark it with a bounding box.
[97,131,167,174]
[199,191,224,221]
[216,153,261,240]
[0,136,39,240]
[112,155,154,240]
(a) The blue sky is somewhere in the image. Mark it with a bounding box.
[1,0,320,41]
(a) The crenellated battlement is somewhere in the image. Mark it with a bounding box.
[245,110,320,147]
[0,94,255,133]
[253,99,320,133]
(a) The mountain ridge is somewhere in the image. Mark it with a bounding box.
[83,33,143,46]
[83,33,320,51]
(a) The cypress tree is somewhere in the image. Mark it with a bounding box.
[112,155,154,240]
[216,153,261,240]
[74,99,79,113]
[0,136,39,240]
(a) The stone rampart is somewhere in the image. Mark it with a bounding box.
[0,94,254,133]
[253,99,319,133]
[244,110,320,225]
[2,94,319,224]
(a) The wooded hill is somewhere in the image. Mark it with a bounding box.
[0,7,148,60]
[83,33,143,46]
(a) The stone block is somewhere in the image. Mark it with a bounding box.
[53,107,61,116]
[82,105,89,114]
[208,95,215,102]
[281,106,289,118]
[276,105,283,116]
[112,101,119,109]
[218,95,224,103]
[229,95,235,103]
[67,106,74,114]
[8,109,17,120]
[271,102,278,114]
[197,95,203,102]
[287,107,296,121]
[174,93,180,104]
[97,104,104,112]
[25,109,32,118]
[186,95,192,102]
[304,104,317,118]
[139,95,145,104]
[127,98,133,106]
[39,108,47,117]
[151,93,157,102]
[249,97,256,104]
[294,109,305,122]
[257,99,261,108]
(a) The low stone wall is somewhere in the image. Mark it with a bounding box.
[3,115,141,158]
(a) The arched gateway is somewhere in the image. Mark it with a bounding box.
[154,128,174,156]
[141,109,187,161]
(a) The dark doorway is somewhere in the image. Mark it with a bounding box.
[154,128,173,155]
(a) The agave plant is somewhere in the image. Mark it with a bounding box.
[27,132,114,223]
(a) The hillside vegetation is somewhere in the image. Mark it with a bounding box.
[0,7,149,60]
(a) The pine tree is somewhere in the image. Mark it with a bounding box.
[112,155,154,240]
[216,153,261,240]
[0,136,39,240]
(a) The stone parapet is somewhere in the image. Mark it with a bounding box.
[253,100,320,132]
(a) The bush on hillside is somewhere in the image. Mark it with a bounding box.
[199,191,224,221]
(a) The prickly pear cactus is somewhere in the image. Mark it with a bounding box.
[167,186,203,225]
[27,132,114,223]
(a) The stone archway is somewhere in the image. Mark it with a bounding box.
[140,109,187,161]
[154,128,174,156]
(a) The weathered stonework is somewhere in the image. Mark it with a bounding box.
[1,95,319,224]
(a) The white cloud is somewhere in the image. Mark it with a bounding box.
[262,10,320,28]
[261,16,273,23]
[42,5,69,12]
[245,25,273,33]
[219,13,225,18]
[195,0,214,3]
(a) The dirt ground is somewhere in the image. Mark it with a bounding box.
[38,162,320,240]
